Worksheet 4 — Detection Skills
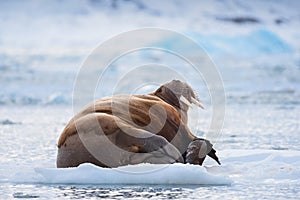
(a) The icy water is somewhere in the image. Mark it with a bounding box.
[1,0,300,199]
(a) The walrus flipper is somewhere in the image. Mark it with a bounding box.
[207,147,221,165]
[185,139,221,165]
[116,125,184,165]
[130,134,184,165]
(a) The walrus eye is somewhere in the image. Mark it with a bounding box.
[157,87,162,93]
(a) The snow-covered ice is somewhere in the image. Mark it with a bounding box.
[34,149,300,185]
[2,149,298,186]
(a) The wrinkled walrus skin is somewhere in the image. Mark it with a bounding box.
[56,80,220,168]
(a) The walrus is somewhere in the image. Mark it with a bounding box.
[56,80,220,168]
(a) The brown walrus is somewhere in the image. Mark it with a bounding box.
[56,80,220,168]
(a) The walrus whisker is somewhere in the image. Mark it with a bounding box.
[193,89,199,101]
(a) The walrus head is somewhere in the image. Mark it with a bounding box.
[154,80,204,112]
[185,139,221,165]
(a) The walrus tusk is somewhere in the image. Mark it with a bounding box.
[191,97,205,109]
[179,96,193,108]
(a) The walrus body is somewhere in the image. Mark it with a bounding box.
[57,80,220,168]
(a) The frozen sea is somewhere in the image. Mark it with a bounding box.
[1,0,300,199]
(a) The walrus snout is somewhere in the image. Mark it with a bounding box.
[185,139,221,165]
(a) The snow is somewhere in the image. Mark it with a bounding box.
[216,150,300,182]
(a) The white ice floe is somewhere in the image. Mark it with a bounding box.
[29,149,300,185]
[35,163,232,185]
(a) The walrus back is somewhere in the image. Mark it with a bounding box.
[58,94,186,147]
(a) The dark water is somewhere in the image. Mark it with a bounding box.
[3,182,299,199]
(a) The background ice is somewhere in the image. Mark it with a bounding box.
[0,0,299,106]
